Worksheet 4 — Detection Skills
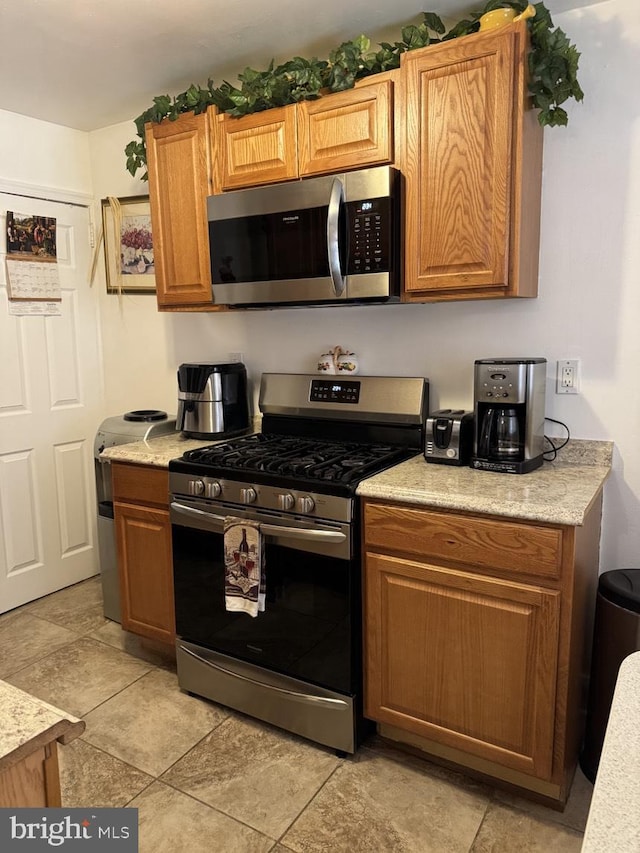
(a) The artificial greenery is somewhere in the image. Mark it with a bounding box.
[125,0,583,180]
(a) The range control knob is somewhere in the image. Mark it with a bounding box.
[297,495,315,514]
[189,479,205,496]
[205,480,222,499]
[278,493,295,511]
[240,487,257,505]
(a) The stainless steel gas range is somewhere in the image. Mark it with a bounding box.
[169,373,428,754]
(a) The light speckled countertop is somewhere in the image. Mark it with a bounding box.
[101,435,612,528]
[0,680,85,771]
[99,431,223,467]
[582,651,640,852]
[356,440,612,526]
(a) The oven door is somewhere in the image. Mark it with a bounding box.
[170,497,359,696]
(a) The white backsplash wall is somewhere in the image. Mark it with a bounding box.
[84,0,639,574]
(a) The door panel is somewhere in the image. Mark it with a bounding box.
[365,552,560,779]
[0,196,102,612]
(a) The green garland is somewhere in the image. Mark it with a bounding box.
[125,0,583,180]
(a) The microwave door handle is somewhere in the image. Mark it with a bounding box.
[170,502,346,543]
[327,177,345,297]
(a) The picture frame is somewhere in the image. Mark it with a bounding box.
[101,195,156,294]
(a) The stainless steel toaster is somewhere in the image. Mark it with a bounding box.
[424,410,474,465]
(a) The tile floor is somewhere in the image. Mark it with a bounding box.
[1,577,593,852]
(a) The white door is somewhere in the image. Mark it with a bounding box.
[0,194,103,613]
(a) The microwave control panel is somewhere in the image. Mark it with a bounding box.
[346,197,391,275]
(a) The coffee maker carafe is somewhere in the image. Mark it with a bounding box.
[471,358,546,474]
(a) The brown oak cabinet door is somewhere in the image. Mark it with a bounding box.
[115,501,175,645]
[297,79,394,176]
[364,552,560,779]
[403,25,528,299]
[146,111,214,308]
[214,105,299,190]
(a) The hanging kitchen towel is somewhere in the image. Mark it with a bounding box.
[224,518,265,618]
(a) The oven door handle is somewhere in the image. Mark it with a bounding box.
[171,501,347,544]
[179,644,350,709]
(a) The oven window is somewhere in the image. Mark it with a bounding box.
[172,525,358,694]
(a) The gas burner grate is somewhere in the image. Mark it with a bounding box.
[182,434,407,485]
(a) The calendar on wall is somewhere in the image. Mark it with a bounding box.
[5,210,61,302]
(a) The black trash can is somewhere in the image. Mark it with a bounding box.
[580,569,640,782]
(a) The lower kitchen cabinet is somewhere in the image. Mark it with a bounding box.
[0,743,61,808]
[362,498,603,805]
[112,463,175,646]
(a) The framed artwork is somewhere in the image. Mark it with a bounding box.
[101,195,155,294]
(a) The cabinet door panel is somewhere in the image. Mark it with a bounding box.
[298,80,393,176]
[146,112,213,307]
[215,106,298,190]
[115,502,175,645]
[365,552,560,779]
[403,28,515,295]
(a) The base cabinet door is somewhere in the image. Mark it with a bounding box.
[146,111,217,309]
[365,551,560,779]
[112,463,175,646]
[0,743,61,807]
[115,502,175,645]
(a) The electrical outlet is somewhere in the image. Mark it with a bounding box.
[229,352,244,364]
[556,359,580,394]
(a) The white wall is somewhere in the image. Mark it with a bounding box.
[0,110,92,195]
[82,0,640,574]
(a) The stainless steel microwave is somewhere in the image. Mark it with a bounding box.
[207,165,401,308]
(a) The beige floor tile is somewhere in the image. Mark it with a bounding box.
[470,802,584,852]
[0,612,79,678]
[82,668,229,777]
[163,715,341,838]
[59,738,153,807]
[6,637,152,716]
[131,781,274,853]
[25,576,107,635]
[89,620,177,670]
[282,747,490,853]
[494,766,594,833]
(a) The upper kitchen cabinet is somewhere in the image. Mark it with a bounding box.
[146,111,221,311]
[297,76,396,177]
[401,22,543,301]
[213,105,299,191]
[213,75,397,192]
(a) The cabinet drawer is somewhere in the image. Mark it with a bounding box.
[364,503,563,579]
[112,463,169,507]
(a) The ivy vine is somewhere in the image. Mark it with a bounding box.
[125,0,583,180]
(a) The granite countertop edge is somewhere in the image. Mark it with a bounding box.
[100,436,612,527]
[582,651,640,852]
[356,439,613,527]
[0,680,85,772]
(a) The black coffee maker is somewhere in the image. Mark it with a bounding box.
[471,358,546,474]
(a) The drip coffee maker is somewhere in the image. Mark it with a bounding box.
[471,358,546,474]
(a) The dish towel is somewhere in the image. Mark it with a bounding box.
[224,518,265,618]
